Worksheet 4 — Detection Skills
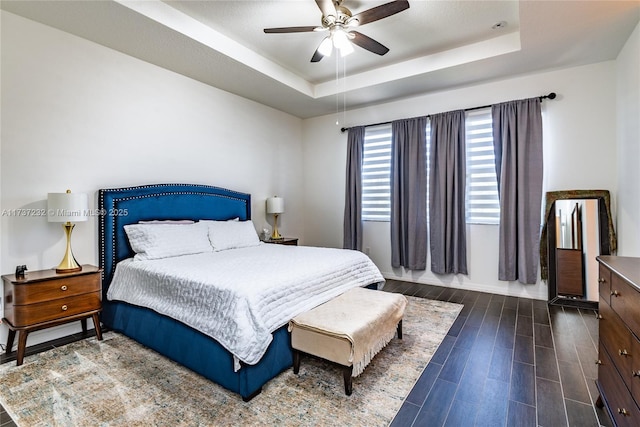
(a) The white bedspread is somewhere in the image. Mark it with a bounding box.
[106,244,384,366]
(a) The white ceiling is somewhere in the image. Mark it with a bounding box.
[2,1,639,118]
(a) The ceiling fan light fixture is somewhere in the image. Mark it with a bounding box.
[318,36,334,57]
[332,28,351,49]
[338,39,354,56]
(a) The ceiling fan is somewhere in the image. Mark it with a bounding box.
[264,0,410,63]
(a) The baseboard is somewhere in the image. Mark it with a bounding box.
[381,271,548,301]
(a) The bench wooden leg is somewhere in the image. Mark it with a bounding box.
[293,350,301,374]
[343,365,353,396]
[397,320,403,339]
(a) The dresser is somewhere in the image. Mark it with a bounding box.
[596,256,640,426]
[2,265,103,365]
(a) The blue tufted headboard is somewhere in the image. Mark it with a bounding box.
[98,183,251,298]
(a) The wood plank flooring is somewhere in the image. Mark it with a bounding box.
[0,280,612,427]
[384,279,612,427]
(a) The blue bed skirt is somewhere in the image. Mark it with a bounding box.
[102,301,293,400]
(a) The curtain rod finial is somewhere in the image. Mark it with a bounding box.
[548,92,557,99]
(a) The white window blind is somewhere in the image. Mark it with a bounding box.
[465,108,500,224]
[362,124,392,221]
[360,109,501,225]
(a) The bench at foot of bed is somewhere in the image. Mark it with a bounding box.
[289,287,407,395]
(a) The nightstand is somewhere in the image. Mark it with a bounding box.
[2,265,102,365]
[264,237,298,246]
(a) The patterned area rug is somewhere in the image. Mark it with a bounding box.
[0,296,461,426]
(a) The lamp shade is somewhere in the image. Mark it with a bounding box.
[48,191,89,223]
[266,197,284,214]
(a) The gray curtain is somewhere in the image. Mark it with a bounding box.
[492,98,543,284]
[429,110,468,274]
[343,126,365,251]
[390,117,428,269]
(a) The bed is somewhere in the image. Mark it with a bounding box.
[98,183,383,400]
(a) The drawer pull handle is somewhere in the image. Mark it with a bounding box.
[619,349,630,357]
[599,278,606,283]
[60,285,68,291]
[611,290,620,297]
[596,313,603,320]
[633,370,640,377]
[618,408,630,416]
[595,359,602,365]
[61,305,68,311]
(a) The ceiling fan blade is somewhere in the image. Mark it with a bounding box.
[351,0,410,26]
[311,48,325,63]
[315,0,337,18]
[350,31,389,56]
[264,26,320,34]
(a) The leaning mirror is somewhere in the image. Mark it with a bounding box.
[540,190,617,309]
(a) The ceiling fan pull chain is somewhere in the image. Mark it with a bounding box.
[343,56,347,126]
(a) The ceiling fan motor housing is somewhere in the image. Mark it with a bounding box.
[322,5,356,28]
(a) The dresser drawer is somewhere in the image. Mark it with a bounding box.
[599,341,640,427]
[610,273,640,338]
[632,333,640,404]
[11,273,100,305]
[11,291,101,327]
[599,263,612,305]
[600,296,634,381]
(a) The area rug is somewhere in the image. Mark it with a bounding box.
[0,296,461,427]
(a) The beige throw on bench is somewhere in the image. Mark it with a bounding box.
[289,287,407,376]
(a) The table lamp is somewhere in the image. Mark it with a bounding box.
[266,196,284,240]
[48,189,88,273]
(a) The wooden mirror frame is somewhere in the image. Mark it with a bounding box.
[540,190,617,308]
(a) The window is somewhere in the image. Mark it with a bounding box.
[362,124,392,221]
[465,109,500,224]
[361,109,501,224]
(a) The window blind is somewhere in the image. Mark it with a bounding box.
[465,108,500,224]
[360,109,500,224]
[362,124,392,221]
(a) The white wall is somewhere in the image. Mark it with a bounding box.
[302,61,618,300]
[0,12,304,348]
[616,21,640,256]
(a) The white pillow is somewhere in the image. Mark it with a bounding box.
[201,219,260,251]
[124,222,213,261]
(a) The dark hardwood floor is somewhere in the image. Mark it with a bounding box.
[0,281,612,427]
[384,279,612,427]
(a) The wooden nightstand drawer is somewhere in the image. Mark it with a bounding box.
[12,273,100,305]
[12,291,101,327]
[2,265,103,365]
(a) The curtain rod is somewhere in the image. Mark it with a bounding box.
[339,92,557,133]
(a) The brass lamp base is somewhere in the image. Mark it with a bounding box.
[56,222,82,273]
[270,213,283,240]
